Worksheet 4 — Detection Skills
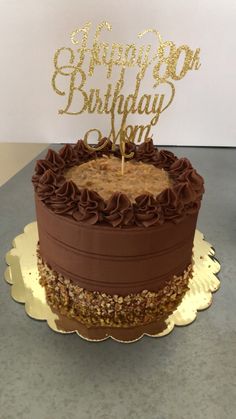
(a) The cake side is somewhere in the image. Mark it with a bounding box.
[38,252,192,328]
[35,196,197,295]
[32,139,204,330]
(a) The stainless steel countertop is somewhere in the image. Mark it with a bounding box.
[0,146,235,419]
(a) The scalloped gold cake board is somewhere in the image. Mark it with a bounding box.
[5,222,220,343]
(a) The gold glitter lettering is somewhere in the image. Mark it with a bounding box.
[84,129,104,151]
[71,22,91,68]
[129,124,152,143]
[60,68,87,115]
[170,45,193,80]
[137,94,152,114]
[89,21,112,77]
[52,21,201,157]
[153,40,176,85]
[189,48,201,70]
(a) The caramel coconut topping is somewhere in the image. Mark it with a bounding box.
[65,156,172,202]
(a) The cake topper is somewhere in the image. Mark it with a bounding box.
[52,21,200,158]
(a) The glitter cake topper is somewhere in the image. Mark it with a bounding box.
[52,21,201,157]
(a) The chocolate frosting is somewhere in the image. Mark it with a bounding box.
[154,149,177,170]
[136,139,157,163]
[114,141,137,159]
[134,194,163,227]
[36,169,65,200]
[178,168,205,196]
[104,192,134,227]
[96,138,113,157]
[45,149,65,172]
[36,196,198,295]
[168,158,192,178]
[36,170,57,199]
[173,181,196,205]
[185,200,201,215]
[33,139,204,298]
[59,144,79,167]
[157,188,183,223]
[32,140,204,228]
[32,159,55,185]
[73,188,105,224]
[74,139,96,162]
[47,181,79,215]
[53,310,168,342]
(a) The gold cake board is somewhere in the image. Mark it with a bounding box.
[5,222,220,343]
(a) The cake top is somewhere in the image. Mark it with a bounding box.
[32,139,204,228]
[65,156,172,202]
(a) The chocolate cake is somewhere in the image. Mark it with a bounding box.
[32,139,204,338]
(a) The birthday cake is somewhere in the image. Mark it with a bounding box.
[32,138,204,338]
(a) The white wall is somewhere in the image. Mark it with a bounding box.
[0,143,47,186]
[0,0,235,146]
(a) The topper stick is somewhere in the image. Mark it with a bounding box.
[121,155,125,176]
[121,126,126,175]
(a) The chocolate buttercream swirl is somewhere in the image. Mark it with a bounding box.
[104,193,134,227]
[173,181,196,204]
[45,149,65,172]
[72,189,105,224]
[47,181,79,215]
[169,158,193,178]
[134,194,163,227]
[154,150,177,170]
[136,139,157,163]
[59,144,79,167]
[36,169,65,200]
[178,169,204,196]
[32,160,54,186]
[36,170,58,200]
[114,142,137,159]
[95,138,113,157]
[184,199,201,215]
[74,139,96,163]
[157,188,183,223]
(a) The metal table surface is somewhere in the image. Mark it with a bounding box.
[0,146,235,419]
